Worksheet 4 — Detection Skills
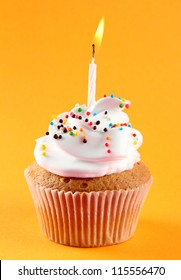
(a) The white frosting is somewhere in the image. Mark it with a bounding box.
[34,96,143,178]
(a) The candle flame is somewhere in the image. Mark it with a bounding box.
[93,17,104,52]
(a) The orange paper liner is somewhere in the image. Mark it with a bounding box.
[26,176,153,247]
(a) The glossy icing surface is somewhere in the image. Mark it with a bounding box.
[34,96,143,178]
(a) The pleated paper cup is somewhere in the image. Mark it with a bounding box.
[26,176,153,247]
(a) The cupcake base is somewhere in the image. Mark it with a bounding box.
[26,174,152,247]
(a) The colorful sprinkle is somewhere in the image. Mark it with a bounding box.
[41,144,46,150]
[80,128,84,132]
[42,152,46,156]
[68,127,72,132]
[93,112,97,116]
[128,124,132,127]
[116,123,120,127]
[52,115,57,119]
[118,97,121,100]
[69,131,74,136]
[89,121,93,126]
[103,94,107,97]
[134,140,138,145]
[110,94,114,98]
[63,119,68,124]
[74,131,79,136]
[119,127,123,131]
[125,103,130,109]
[107,149,111,154]
[122,98,126,102]
[78,107,82,112]
[105,143,109,147]
[82,136,87,140]
[132,133,137,137]
[106,136,111,140]
[86,112,91,116]
[119,103,124,108]
[70,112,74,117]
[50,121,54,125]
[65,114,69,118]
[109,123,113,127]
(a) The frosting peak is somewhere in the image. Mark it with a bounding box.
[34,95,143,178]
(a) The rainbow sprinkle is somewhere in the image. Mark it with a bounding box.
[41,144,46,150]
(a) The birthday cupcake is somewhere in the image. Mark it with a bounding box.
[25,95,152,247]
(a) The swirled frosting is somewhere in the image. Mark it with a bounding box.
[34,95,143,178]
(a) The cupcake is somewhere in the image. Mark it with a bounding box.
[25,96,152,247]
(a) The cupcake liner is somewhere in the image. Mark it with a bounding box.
[26,176,153,247]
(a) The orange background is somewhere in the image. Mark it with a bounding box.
[0,0,181,260]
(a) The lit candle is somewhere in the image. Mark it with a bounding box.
[88,44,97,108]
[87,18,104,108]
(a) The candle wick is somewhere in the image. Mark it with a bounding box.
[92,44,95,59]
